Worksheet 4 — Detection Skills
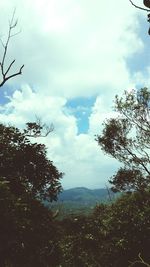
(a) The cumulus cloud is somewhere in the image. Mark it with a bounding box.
[0,0,143,96]
[0,85,120,188]
[0,0,147,188]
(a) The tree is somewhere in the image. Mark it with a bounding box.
[0,9,24,87]
[0,121,63,266]
[96,88,150,192]
[93,191,150,267]
[0,120,63,266]
[58,191,150,267]
[0,179,62,267]
[0,122,63,202]
[0,11,63,267]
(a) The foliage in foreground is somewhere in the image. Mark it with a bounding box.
[1,182,150,266]
[59,191,150,267]
[0,122,63,266]
[0,122,63,202]
[1,9,150,266]
[0,181,61,267]
[1,89,150,266]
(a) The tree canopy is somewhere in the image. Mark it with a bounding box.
[0,122,63,202]
[0,121,64,266]
[96,88,150,192]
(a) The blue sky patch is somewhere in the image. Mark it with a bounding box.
[0,85,13,106]
[66,96,96,134]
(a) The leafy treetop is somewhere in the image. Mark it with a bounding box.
[0,122,63,202]
[96,88,150,192]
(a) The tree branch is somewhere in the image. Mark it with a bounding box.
[129,0,150,12]
[129,253,150,266]
[4,59,15,76]
[0,65,24,87]
[24,116,54,138]
[121,141,150,175]
[0,9,24,87]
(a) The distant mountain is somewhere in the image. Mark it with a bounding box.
[47,187,118,218]
[57,187,115,205]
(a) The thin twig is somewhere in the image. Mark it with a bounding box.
[25,116,54,138]
[129,253,150,266]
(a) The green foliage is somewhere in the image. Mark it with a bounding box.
[0,123,63,202]
[96,88,150,192]
[48,187,118,220]
[1,110,150,266]
[59,214,102,267]
[0,179,61,267]
[104,191,150,266]
[58,191,150,267]
[1,10,150,267]
[0,122,63,266]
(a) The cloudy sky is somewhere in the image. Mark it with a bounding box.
[0,0,149,189]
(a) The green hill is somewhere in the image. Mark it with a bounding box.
[47,187,117,218]
[57,187,114,204]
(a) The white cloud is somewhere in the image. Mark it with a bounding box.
[0,0,143,97]
[0,0,147,188]
[0,85,120,188]
[132,67,150,87]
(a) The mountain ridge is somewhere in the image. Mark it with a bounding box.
[58,187,115,204]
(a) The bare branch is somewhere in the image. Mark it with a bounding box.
[9,8,17,28]
[129,0,150,12]
[0,65,24,87]
[0,9,24,88]
[35,116,54,137]
[10,30,21,38]
[129,253,150,266]
[121,141,150,176]
[24,116,54,138]
[4,59,15,76]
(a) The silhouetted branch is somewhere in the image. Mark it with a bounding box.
[129,0,150,12]
[129,253,150,266]
[24,116,54,138]
[35,116,54,137]
[0,9,24,87]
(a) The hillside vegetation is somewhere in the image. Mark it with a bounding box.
[48,187,118,218]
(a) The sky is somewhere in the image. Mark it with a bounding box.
[0,0,150,189]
